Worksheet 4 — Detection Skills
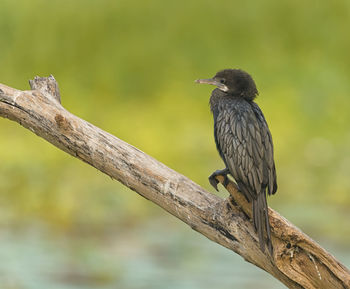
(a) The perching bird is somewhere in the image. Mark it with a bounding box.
[196,69,277,255]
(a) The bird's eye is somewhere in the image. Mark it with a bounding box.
[220,79,225,84]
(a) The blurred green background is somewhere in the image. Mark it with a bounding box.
[0,0,349,288]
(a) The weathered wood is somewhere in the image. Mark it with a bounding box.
[0,77,349,289]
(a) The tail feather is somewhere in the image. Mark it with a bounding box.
[263,192,273,254]
[252,191,273,255]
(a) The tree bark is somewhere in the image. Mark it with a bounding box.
[0,76,349,289]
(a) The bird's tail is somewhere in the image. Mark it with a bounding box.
[252,191,273,255]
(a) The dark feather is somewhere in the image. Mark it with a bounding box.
[211,93,277,254]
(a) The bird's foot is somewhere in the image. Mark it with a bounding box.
[208,168,230,191]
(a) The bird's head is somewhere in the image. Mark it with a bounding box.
[196,69,258,100]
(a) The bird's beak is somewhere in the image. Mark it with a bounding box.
[195,78,219,86]
[195,78,227,91]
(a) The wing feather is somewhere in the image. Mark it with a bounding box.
[214,100,277,198]
[213,98,277,254]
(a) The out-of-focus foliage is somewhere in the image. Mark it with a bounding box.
[0,0,349,246]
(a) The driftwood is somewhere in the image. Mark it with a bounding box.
[0,76,349,289]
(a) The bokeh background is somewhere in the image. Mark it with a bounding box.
[1,0,349,288]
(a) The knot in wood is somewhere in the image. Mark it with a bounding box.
[55,114,71,130]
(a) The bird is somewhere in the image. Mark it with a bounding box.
[196,69,277,255]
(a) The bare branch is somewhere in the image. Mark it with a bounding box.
[0,77,349,289]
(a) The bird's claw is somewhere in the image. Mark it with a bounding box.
[209,174,219,191]
[208,169,230,191]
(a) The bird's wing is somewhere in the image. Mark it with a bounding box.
[251,102,277,195]
[215,102,275,200]
[215,100,277,254]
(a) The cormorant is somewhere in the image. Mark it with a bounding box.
[196,69,277,254]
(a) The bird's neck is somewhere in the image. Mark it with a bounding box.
[209,89,225,112]
[210,89,252,113]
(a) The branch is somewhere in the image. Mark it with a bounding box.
[0,76,349,289]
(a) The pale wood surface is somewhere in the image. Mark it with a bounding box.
[0,76,349,289]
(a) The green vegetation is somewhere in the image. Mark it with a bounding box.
[1,0,349,246]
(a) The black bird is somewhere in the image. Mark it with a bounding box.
[196,69,277,254]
